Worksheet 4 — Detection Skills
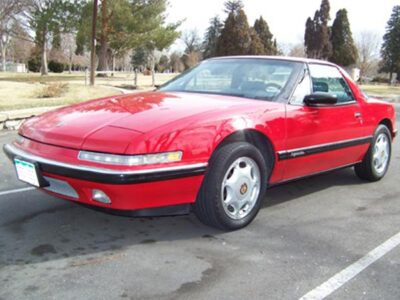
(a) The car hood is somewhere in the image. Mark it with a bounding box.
[20,91,262,153]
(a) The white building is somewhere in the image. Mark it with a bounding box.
[0,62,26,73]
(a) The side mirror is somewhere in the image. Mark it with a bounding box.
[304,93,337,106]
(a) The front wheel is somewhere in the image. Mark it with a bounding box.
[194,142,268,230]
[355,125,392,181]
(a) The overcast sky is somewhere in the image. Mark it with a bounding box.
[166,0,398,52]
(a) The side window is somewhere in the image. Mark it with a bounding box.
[309,64,354,103]
[290,68,312,105]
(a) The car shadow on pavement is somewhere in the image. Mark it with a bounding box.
[264,167,367,208]
[0,166,367,269]
[0,198,222,268]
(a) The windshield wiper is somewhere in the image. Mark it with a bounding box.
[165,90,247,98]
[246,95,273,101]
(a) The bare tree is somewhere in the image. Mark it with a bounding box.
[0,0,26,71]
[169,52,184,73]
[180,30,202,70]
[288,44,306,58]
[182,51,202,69]
[61,33,76,73]
[356,31,381,79]
[181,30,202,54]
[8,21,34,64]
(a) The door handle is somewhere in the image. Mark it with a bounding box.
[354,112,362,118]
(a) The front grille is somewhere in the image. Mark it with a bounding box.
[43,176,79,199]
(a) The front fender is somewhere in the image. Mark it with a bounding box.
[125,106,286,166]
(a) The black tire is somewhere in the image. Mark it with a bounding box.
[354,125,392,181]
[194,142,268,230]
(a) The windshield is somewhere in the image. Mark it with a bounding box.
[159,58,300,101]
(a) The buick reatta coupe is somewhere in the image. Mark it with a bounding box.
[4,56,397,230]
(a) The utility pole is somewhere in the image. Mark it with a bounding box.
[90,0,98,86]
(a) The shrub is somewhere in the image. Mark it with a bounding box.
[48,60,65,73]
[28,57,41,72]
[371,76,390,84]
[35,82,68,98]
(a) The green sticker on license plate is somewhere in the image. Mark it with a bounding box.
[14,159,40,187]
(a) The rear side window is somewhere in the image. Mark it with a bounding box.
[309,64,354,103]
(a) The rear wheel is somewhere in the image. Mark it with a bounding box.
[355,125,392,181]
[194,142,268,230]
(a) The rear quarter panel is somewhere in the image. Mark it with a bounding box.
[361,98,396,137]
[342,70,396,138]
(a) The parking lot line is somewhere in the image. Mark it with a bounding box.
[299,231,400,300]
[0,186,35,197]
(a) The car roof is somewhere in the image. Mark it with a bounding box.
[207,55,337,66]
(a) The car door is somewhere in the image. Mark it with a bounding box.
[280,63,370,181]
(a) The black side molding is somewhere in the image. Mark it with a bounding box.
[278,137,372,161]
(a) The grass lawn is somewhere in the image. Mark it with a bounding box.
[0,81,121,111]
[360,84,400,100]
[0,72,177,111]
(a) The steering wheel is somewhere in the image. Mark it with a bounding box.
[264,83,282,93]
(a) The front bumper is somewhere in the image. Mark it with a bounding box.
[3,143,207,210]
[3,144,207,184]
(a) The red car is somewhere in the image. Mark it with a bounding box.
[4,56,397,230]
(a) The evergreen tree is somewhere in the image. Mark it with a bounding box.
[304,0,332,59]
[224,0,243,14]
[203,16,223,58]
[304,17,316,58]
[253,16,277,55]
[329,9,358,66]
[216,1,251,56]
[76,0,180,72]
[248,28,265,55]
[318,0,332,59]
[131,47,149,70]
[52,24,61,50]
[380,5,400,81]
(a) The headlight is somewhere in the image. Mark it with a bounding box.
[78,150,182,166]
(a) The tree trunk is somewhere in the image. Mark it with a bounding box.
[41,26,48,75]
[97,0,109,72]
[151,53,155,87]
[1,40,6,72]
[134,69,138,88]
[112,53,115,74]
[68,51,72,74]
[98,41,108,71]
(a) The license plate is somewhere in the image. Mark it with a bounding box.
[14,159,40,187]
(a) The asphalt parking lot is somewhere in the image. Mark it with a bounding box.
[0,106,399,300]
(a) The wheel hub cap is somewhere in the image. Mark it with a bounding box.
[221,157,261,220]
[372,133,390,175]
